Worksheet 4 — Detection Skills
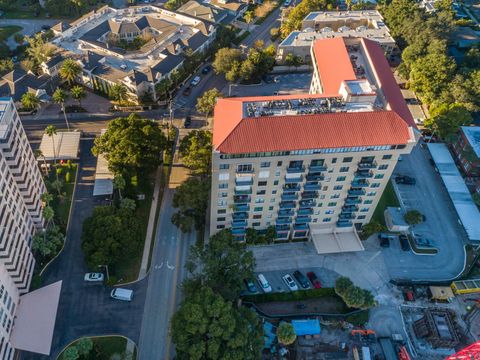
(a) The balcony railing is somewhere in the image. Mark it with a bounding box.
[295,216,312,224]
[285,176,303,183]
[283,184,301,192]
[339,213,354,220]
[286,166,305,173]
[298,208,313,215]
[309,164,327,171]
[293,223,309,230]
[299,200,316,208]
[232,212,248,220]
[275,231,290,239]
[354,170,373,179]
[345,198,361,205]
[236,168,254,174]
[275,224,290,231]
[234,189,252,195]
[235,178,253,186]
[306,174,324,181]
[234,195,251,204]
[233,204,250,212]
[342,205,359,213]
[279,201,296,209]
[348,189,366,196]
[302,191,318,200]
[336,220,352,228]
[232,220,247,227]
[358,161,377,169]
[351,180,369,188]
[304,182,321,190]
[281,193,298,201]
[276,217,292,225]
[232,228,246,235]
[278,209,294,217]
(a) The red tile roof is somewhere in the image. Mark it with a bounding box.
[214,110,412,154]
[312,38,356,94]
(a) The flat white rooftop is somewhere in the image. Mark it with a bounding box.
[428,143,480,241]
[310,224,364,254]
[39,131,81,161]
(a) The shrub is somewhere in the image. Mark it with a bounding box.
[277,322,297,345]
[334,276,376,310]
[65,171,71,183]
[56,167,63,176]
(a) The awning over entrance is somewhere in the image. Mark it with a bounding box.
[93,129,113,196]
[39,131,81,161]
[10,281,62,355]
[309,224,364,254]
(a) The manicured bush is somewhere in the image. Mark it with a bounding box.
[242,287,337,303]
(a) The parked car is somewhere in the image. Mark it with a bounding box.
[110,288,133,301]
[263,75,274,84]
[257,273,272,293]
[395,175,416,185]
[184,116,191,128]
[190,75,201,86]
[41,25,51,30]
[307,271,322,288]
[182,86,192,96]
[84,273,104,282]
[244,279,258,293]
[293,270,310,289]
[282,274,298,291]
[202,65,212,74]
[378,233,391,248]
[399,234,411,251]
[283,0,291,6]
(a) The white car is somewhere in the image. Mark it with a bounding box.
[191,76,201,86]
[84,273,104,282]
[282,274,298,291]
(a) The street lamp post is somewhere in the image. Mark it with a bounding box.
[99,264,109,281]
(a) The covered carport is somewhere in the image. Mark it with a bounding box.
[309,224,364,254]
[39,131,81,161]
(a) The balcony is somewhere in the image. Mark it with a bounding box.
[281,193,298,201]
[234,204,250,212]
[354,170,373,179]
[293,223,309,230]
[232,212,248,220]
[234,195,251,204]
[342,205,359,213]
[348,189,366,196]
[275,231,290,239]
[339,213,354,220]
[276,217,292,225]
[279,201,296,209]
[336,220,352,228]
[302,191,318,200]
[306,174,324,181]
[285,175,303,183]
[309,164,327,172]
[304,182,321,191]
[295,216,312,224]
[351,180,369,188]
[275,224,290,231]
[278,209,294,217]
[235,177,253,186]
[286,166,305,173]
[358,161,377,169]
[236,167,254,174]
[232,220,247,227]
[299,200,316,208]
[231,228,246,235]
[283,184,301,192]
[234,188,252,195]
[345,198,361,205]
[298,208,313,215]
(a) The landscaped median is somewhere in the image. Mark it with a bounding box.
[57,336,136,360]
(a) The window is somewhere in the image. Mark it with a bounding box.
[325,209,334,214]
[313,218,318,223]
[219,183,228,189]
[343,157,353,163]
[339,166,349,173]
[237,164,253,173]
[217,217,226,222]
[322,186,328,191]
[270,198,275,203]
[253,214,262,219]
[219,164,229,169]
[217,209,226,214]
[378,164,388,170]
[382,154,392,160]
[323,217,331,222]
[333,185,343,190]
[259,171,270,178]
[364,200,373,204]
[336,176,346,181]
[217,200,227,206]
[374,174,384,179]
[327,202,337,207]
[273,180,279,186]
[269,206,274,210]
[219,173,229,181]
[367,192,376,197]
[360,208,369,212]
[311,159,324,166]
[217,224,225,229]
[357,215,366,220]
[254,206,263,212]
[261,161,271,168]
[252,222,261,227]
[272,190,277,195]
[332,158,337,164]
[255,198,265,204]
[277,161,283,167]
[330,194,340,199]
[258,181,267,186]
[256,190,266,195]
[371,183,380,188]
[319,195,325,200]
[218,192,228,198]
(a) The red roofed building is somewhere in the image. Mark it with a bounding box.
[210,37,417,252]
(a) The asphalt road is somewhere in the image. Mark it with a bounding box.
[137,189,196,360]
[21,139,147,359]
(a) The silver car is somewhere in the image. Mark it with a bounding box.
[282,274,298,291]
[84,273,104,282]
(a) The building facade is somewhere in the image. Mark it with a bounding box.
[452,126,480,178]
[0,98,46,359]
[210,37,417,252]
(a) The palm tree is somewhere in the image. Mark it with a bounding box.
[34,149,48,176]
[111,84,128,103]
[43,206,55,229]
[71,85,86,107]
[21,92,40,111]
[155,78,172,101]
[52,88,70,131]
[59,58,81,86]
[41,192,54,207]
[113,175,126,200]
[244,11,255,31]
[45,125,57,165]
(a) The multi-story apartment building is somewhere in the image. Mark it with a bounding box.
[452,126,480,178]
[0,98,46,359]
[210,37,417,253]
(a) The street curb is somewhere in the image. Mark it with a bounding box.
[55,335,138,360]
[39,165,79,277]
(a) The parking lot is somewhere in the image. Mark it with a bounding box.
[228,72,312,97]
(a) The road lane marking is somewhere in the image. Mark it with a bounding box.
[154,262,163,269]
[166,261,175,270]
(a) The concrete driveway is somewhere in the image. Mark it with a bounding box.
[0,19,59,36]
[229,72,311,97]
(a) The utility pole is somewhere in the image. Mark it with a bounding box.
[169,98,173,128]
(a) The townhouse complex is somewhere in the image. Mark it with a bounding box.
[277,10,396,64]
[211,37,417,254]
[50,5,216,102]
[0,98,46,359]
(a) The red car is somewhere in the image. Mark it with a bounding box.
[307,271,321,289]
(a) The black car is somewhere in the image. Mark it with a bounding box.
[182,86,192,96]
[395,175,416,185]
[202,65,212,74]
[41,25,51,30]
[399,234,411,251]
[378,233,390,248]
[293,270,310,289]
[184,116,191,128]
[244,279,258,293]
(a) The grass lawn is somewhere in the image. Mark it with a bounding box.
[371,180,399,225]
[48,164,78,232]
[58,336,136,360]
[0,26,22,42]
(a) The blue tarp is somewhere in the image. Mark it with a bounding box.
[263,321,276,348]
[291,319,321,336]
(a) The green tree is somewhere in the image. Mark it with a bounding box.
[43,206,55,228]
[41,192,54,206]
[21,92,40,111]
[213,48,243,80]
[76,338,93,356]
[178,130,212,175]
[277,322,297,345]
[0,59,13,76]
[110,83,129,103]
[334,276,375,310]
[186,229,255,300]
[244,11,255,31]
[45,125,58,165]
[35,149,49,176]
[473,192,480,207]
[32,226,63,258]
[92,114,167,176]
[196,88,222,121]
[120,198,136,211]
[53,88,70,131]
[334,276,354,295]
[113,174,126,200]
[285,53,302,68]
[424,103,473,139]
[155,78,172,100]
[171,286,263,360]
[62,346,79,360]
[280,0,331,38]
[404,209,423,225]
[51,179,64,196]
[25,33,56,69]
[59,58,82,85]
[70,85,86,107]
[171,177,210,233]
[360,221,386,240]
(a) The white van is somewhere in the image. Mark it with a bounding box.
[110,288,133,301]
[257,273,272,293]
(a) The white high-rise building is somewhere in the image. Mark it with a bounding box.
[0,97,46,359]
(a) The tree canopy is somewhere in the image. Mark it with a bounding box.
[171,286,263,360]
[59,58,82,85]
[277,323,297,345]
[404,210,423,225]
[280,0,334,38]
[92,114,167,176]
[424,102,473,139]
[334,276,376,310]
[186,229,255,300]
[178,130,212,175]
[196,88,222,120]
